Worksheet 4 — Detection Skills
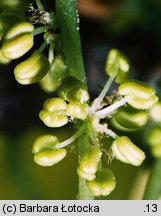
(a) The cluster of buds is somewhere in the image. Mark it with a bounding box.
[31,48,158,197]
[0,4,158,198]
[0,10,66,89]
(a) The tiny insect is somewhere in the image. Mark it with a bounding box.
[101,90,120,108]
[26,2,51,25]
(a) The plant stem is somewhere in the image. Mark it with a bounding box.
[143,158,161,200]
[90,75,116,113]
[35,0,44,10]
[56,0,93,199]
[54,125,85,149]
[56,0,85,82]
[33,26,46,36]
[95,97,128,119]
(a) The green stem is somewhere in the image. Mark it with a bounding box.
[56,0,85,82]
[35,0,44,10]
[54,125,85,149]
[32,26,46,36]
[56,0,92,199]
[90,75,116,113]
[143,158,161,200]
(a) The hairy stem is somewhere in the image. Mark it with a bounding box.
[56,0,93,199]
[143,158,161,200]
[56,0,85,82]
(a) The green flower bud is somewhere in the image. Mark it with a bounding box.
[127,95,158,110]
[111,136,145,166]
[118,80,155,99]
[67,102,89,120]
[1,21,34,59]
[58,76,89,103]
[34,148,67,167]
[146,127,161,158]
[39,110,68,128]
[149,102,161,123]
[66,86,89,104]
[87,168,116,196]
[151,145,161,158]
[0,49,11,64]
[14,50,50,84]
[43,97,67,113]
[39,55,67,93]
[106,49,130,83]
[111,106,148,131]
[77,147,102,181]
[146,128,161,146]
[32,135,59,154]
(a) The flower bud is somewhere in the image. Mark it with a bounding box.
[32,135,59,154]
[118,80,156,99]
[39,110,68,128]
[58,76,89,103]
[1,21,34,59]
[14,50,50,84]
[149,102,161,123]
[34,148,67,167]
[111,106,148,131]
[151,145,161,158]
[106,49,130,83]
[39,55,67,93]
[146,128,161,147]
[127,95,158,110]
[146,128,161,158]
[111,136,145,166]
[67,102,89,120]
[77,147,102,181]
[0,49,11,64]
[87,168,116,196]
[43,97,67,113]
[66,86,89,104]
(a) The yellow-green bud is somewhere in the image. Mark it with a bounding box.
[66,86,89,104]
[111,136,145,166]
[111,106,148,131]
[39,55,67,93]
[151,145,161,158]
[146,128,161,146]
[0,49,11,64]
[67,102,89,120]
[32,135,59,154]
[77,147,102,181]
[87,168,116,196]
[118,80,155,99]
[39,110,68,128]
[43,97,67,113]
[1,21,34,59]
[14,50,50,84]
[106,49,130,83]
[58,76,89,103]
[127,95,158,110]
[34,149,67,167]
[149,102,161,123]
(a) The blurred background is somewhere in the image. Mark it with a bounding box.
[0,0,161,199]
